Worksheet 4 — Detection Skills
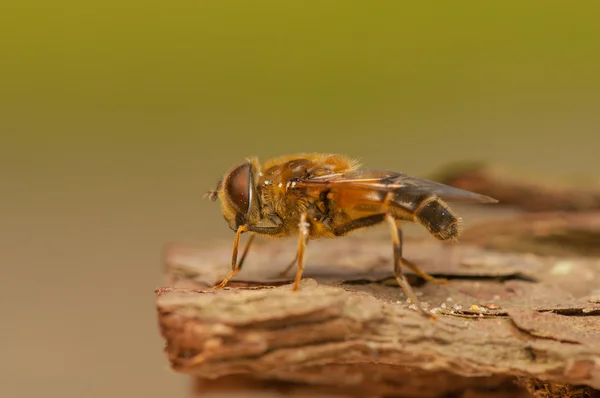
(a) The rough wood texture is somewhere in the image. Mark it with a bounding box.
[156,211,600,397]
[460,211,600,258]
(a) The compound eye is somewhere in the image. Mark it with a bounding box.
[224,162,253,214]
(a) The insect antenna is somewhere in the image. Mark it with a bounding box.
[203,190,219,201]
[203,179,222,201]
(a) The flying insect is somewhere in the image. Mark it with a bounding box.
[206,153,498,317]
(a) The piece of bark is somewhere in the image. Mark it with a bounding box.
[459,211,600,258]
[156,281,600,397]
[430,162,600,212]
[156,214,600,397]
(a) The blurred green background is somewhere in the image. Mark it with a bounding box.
[1,2,599,397]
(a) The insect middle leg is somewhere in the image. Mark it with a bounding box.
[292,213,310,291]
[277,252,298,277]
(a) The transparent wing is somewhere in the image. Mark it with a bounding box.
[295,169,498,203]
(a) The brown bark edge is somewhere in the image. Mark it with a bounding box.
[156,212,600,398]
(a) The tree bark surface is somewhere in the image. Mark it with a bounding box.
[156,210,600,397]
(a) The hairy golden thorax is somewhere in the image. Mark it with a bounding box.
[255,153,360,238]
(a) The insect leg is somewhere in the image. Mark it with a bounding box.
[277,252,298,277]
[214,224,249,289]
[235,233,256,271]
[292,213,310,291]
[277,214,385,277]
[214,224,287,288]
[247,225,287,236]
[402,257,448,285]
[385,214,436,319]
[332,214,386,236]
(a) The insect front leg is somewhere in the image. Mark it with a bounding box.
[292,212,310,291]
[214,224,286,289]
[214,225,250,289]
[385,214,436,319]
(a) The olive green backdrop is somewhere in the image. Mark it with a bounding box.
[1,2,598,397]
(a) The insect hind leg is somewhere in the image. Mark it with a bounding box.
[332,214,386,236]
[402,257,448,285]
[385,214,437,319]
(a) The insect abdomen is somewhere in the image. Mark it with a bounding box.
[414,197,461,241]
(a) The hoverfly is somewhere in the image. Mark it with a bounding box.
[206,153,498,318]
